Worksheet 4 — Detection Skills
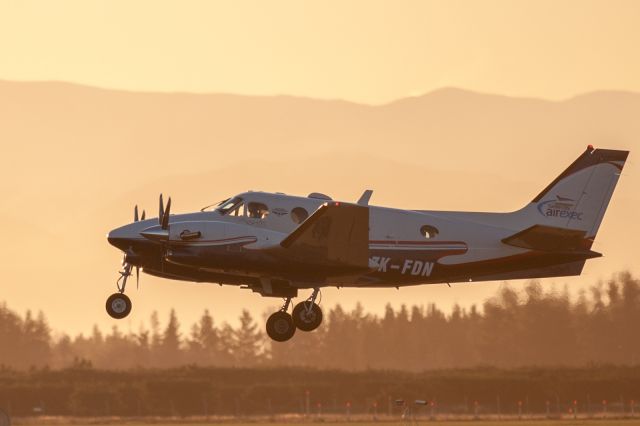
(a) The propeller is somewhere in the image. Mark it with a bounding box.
[159,194,172,229]
[139,194,172,241]
[133,205,146,222]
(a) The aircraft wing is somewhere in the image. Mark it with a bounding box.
[278,202,370,269]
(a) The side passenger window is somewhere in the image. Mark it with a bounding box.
[291,207,309,224]
[420,225,439,239]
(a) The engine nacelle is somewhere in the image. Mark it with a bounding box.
[167,220,261,245]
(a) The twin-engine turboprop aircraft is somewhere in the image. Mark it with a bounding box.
[107,146,628,341]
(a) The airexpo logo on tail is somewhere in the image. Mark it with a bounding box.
[537,195,583,220]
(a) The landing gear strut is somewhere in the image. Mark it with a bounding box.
[292,288,323,332]
[106,261,133,319]
[266,289,324,342]
[266,298,296,342]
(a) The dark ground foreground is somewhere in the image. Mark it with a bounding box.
[1,367,640,422]
[7,415,640,425]
[3,366,640,418]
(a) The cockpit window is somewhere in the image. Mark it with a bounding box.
[247,202,269,219]
[200,198,230,212]
[217,197,245,216]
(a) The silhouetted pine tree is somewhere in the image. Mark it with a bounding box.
[232,310,262,365]
[1,271,640,370]
[158,309,182,367]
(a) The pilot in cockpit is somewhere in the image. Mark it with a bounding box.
[247,202,269,219]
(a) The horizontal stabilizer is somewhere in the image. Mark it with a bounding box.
[502,224,601,258]
[281,202,369,269]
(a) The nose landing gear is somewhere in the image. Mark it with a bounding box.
[266,288,323,342]
[106,261,134,320]
[106,292,132,319]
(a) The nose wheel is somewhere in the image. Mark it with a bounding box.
[106,292,132,319]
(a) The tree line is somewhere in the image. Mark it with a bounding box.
[1,271,639,370]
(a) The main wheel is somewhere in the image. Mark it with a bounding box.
[292,301,323,331]
[106,293,132,319]
[266,311,296,342]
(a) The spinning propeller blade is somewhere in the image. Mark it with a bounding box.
[140,194,172,240]
[161,197,171,229]
[159,194,164,225]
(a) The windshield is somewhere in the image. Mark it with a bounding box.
[200,198,230,212]
[216,197,244,216]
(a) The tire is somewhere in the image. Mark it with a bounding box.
[292,302,323,332]
[106,293,132,319]
[266,311,296,342]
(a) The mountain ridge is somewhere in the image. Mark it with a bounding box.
[2,79,639,106]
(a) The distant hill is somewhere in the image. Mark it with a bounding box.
[0,80,637,335]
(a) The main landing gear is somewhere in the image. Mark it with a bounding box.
[266,288,322,342]
[106,261,134,320]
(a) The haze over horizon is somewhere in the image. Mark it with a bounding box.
[0,80,638,337]
[4,78,640,106]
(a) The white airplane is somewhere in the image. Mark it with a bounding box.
[107,146,628,341]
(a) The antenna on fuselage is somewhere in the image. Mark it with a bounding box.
[357,189,373,206]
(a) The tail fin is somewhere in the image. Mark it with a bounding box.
[518,146,628,243]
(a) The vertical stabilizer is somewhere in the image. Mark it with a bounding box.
[519,146,628,241]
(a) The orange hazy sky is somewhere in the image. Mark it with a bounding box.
[0,0,639,103]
